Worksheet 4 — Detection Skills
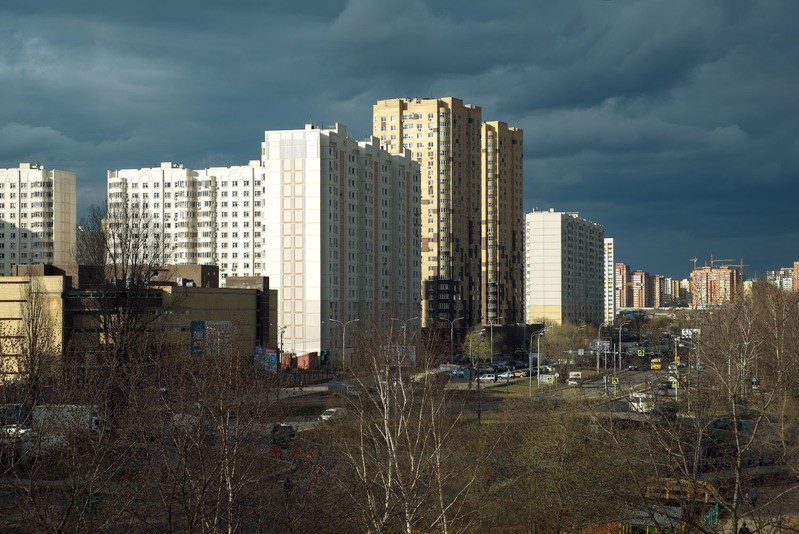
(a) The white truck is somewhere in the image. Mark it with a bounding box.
[31,404,102,434]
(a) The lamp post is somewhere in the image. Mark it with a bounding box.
[469,330,486,425]
[440,316,464,361]
[617,319,630,376]
[487,317,503,363]
[530,328,547,396]
[597,322,607,373]
[391,316,419,366]
[329,318,360,371]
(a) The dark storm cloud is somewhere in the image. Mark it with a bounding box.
[1,0,797,279]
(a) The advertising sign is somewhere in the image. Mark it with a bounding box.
[191,320,233,355]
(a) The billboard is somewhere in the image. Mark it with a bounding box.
[191,320,233,354]
[591,338,612,351]
[383,345,417,367]
[254,346,279,373]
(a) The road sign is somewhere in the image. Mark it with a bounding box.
[611,377,620,385]
[637,348,645,358]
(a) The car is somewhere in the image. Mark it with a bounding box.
[513,369,529,378]
[270,424,297,448]
[497,370,515,379]
[319,407,349,422]
[477,373,497,382]
[449,368,465,378]
[627,364,639,371]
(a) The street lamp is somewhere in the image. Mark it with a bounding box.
[529,328,547,396]
[329,318,360,371]
[469,329,486,425]
[439,316,464,361]
[391,316,419,366]
[617,319,630,374]
[598,322,607,373]
[487,317,503,363]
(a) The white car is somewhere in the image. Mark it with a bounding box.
[319,407,349,422]
[477,373,497,382]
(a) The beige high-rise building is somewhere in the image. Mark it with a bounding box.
[373,97,523,329]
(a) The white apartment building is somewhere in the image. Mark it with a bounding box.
[107,161,264,278]
[0,163,76,276]
[603,238,616,324]
[524,209,604,325]
[261,124,421,360]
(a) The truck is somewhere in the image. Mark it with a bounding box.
[567,371,582,386]
[31,404,102,434]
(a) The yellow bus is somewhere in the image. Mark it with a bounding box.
[650,358,663,370]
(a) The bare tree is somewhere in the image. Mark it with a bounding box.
[306,325,482,534]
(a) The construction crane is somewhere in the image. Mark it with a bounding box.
[709,254,735,268]
[689,257,698,271]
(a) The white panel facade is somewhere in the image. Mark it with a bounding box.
[0,163,76,276]
[525,209,604,325]
[261,124,421,361]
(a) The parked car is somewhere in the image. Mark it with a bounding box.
[513,369,529,378]
[319,407,349,422]
[497,370,515,380]
[628,364,639,371]
[270,424,297,448]
[449,367,465,378]
[477,373,497,382]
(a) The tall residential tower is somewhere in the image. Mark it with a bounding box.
[373,97,523,329]
[0,163,76,276]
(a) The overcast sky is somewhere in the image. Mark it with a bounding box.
[2,0,797,279]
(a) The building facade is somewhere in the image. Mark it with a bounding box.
[603,238,616,324]
[0,164,76,276]
[373,97,523,329]
[107,161,265,279]
[691,266,743,308]
[524,209,604,325]
[615,263,631,309]
[261,123,421,360]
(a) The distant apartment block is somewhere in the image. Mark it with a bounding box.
[615,263,631,308]
[795,261,799,294]
[373,97,523,329]
[691,265,743,308]
[524,209,604,325]
[603,238,616,324]
[261,123,421,359]
[630,270,649,308]
[107,161,265,278]
[0,163,76,276]
[766,266,794,293]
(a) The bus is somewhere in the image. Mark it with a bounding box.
[650,358,663,370]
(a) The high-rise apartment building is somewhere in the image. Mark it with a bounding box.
[0,163,76,276]
[373,97,523,329]
[691,266,742,308]
[615,263,631,308]
[794,261,799,294]
[107,161,265,278]
[603,238,616,324]
[630,270,649,308]
[261,124,421,358]
[481,121,524,325]
[108,125,420,359]
[524,209,604,325]
[766,266,794,292]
